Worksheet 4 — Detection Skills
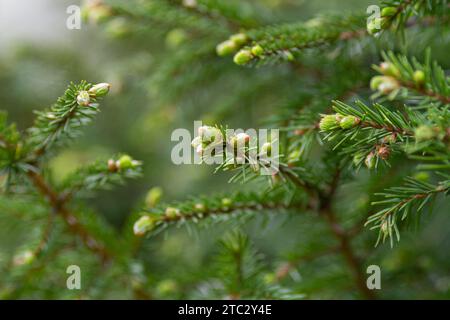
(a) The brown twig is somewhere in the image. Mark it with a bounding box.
[401,81,450,104]
[319,168,376,299]
[26,170,112,263]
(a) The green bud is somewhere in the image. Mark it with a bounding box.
[156,280,177,296]
[319,114,340,131]
[413,70,425,85]
[194,203,206,213]
[117,155,133,170]
[263,273,276,285]
[353,151,365,166]
[284,50,294,61]
[145,187,163,208]
[216,40,237,56]
[381,6,397,17]
[165,28,187,49]
[261,142,272,157]
[133,215,156,236]
[379,62,400,78]
[165,207,180,219]
[339,115,360,130]
[105,17,129,38]
[365,152,376,169]
[367,18,383,35]
[77,91,90,106]
[88,83,111,97]
[251,45,264,56]
[414,125,436,142]
[221,198,232,207]
[233,49,253,65]
[84,4,112,24]
[370,75,385,90]
[376,76,399,94]
[230,33,248,46]
[413,171,430,182]
[13,250,34,266]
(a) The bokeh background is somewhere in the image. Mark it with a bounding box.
[0,0,449,299]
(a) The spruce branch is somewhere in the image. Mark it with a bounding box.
[133,191,311,237]
[368,0,449,36]
[366,176,450,247]
[26,81,111,161]
[90,0,235,36]
[26,170,113,262]
[192,231,305,299]
[60,155,142,198]
[216,13,367,66]
[370,51,450,106]
[1,81,141,264]
[317,168,376,300]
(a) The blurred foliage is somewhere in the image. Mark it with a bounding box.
[0,0,449,299]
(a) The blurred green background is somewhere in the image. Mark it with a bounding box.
[0,0,449,299]
[0,0,373,226]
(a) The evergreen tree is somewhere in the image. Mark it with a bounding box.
[0,0,449,299]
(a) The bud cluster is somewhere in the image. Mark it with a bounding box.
[108,154,141,173]
[76,83,111,107]
[371,61,427,95]
[191,125,224,156]
[216,33,249,57]
[366,6,397,35]
[319,114,360,131]
[215,33,267,65]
